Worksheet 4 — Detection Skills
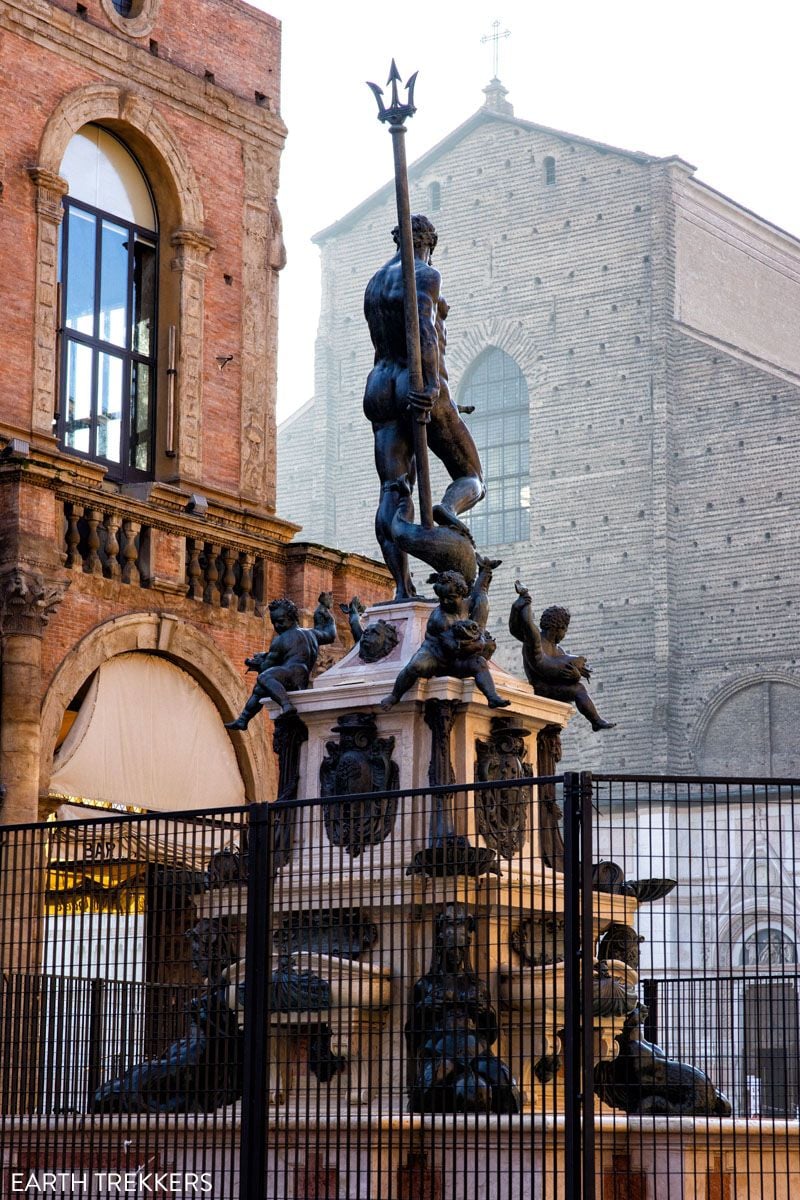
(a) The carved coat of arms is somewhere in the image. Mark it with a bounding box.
[474,717,532,859]
[320,713,399,856]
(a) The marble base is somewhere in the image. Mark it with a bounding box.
[266,598,575,903]
[4,1114,798,1200]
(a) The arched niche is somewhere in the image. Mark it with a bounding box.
[694,675,800,777]
[40,613,274,805]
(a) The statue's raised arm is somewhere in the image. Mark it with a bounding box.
[510,580,616,732]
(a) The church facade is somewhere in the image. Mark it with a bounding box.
[0,0,390,828]
[278,79,800,776]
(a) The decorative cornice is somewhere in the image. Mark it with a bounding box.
[170,228,217,256]
[0,565,69,638]
[27,167,69,196]
[28,167,69,222]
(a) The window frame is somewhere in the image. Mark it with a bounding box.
[58,191,159,483]
[460,347,531,546]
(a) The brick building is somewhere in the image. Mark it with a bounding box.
[0,0,390,827]
[278,79,800,776]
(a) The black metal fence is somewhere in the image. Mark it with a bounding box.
[1,774,799,1199]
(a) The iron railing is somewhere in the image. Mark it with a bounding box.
[0,773,798,1198]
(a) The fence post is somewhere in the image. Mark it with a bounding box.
[563,771,582,1200]
[240,802,273,1200]
[580,771,595,1200]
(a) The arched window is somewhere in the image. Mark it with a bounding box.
[544,156,556,186]
[429,181,441,212]
[742,928,797,967]
[58,125,158,482]
[459,348,530,545]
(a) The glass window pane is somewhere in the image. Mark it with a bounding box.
[64,340,94,454]
[65,209,96,336]
[97,352,123,463]
[470,514,487,544]
[132,237,156,356]
[488,512,504,542]
[99,220,128,348]
[486,416,504,445]
[130,361,151,472]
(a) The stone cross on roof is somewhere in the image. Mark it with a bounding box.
[481,18,511,81]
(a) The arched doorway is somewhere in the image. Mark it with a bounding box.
[50,652,245,812]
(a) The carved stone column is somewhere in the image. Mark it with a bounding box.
[0,565,69,825]
[536,723,565,871]
[239,150,285,510]
[27,168,69,443]
[0,564,68,1114]
[169,228,215,486]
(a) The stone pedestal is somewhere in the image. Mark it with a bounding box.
[277,598,575,894]
[248,600,636,1119]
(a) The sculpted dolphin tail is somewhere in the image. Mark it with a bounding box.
[388,477,478,584]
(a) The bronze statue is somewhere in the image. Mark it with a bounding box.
[405,904,520,1114]
[341,597,400,663]
[593,1005,732,1116]
[225,593,336,728]
[509,581,615,731]
[91,988,242,1114]
[379,557,510,710]
[363,215,485,597]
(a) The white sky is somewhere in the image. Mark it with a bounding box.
[252,0,800,423]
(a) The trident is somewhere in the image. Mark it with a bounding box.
[367,61,434,531]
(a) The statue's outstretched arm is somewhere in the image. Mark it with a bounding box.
[509,581,542,658]
[469,555,501,627]
[340,597,365,644]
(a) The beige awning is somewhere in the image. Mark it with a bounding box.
[49,652,246,813]
[48,802,240,872]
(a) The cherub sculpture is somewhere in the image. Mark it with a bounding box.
[379,557,510,711]
[340,597,400,663]
[509,581,615,731]
[225,593,336,728]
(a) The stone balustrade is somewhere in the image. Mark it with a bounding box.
[58,490,268,613]
[62,499,148,586]
[53,471,390,620]
[185,538,266,612]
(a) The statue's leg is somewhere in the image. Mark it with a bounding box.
[374,422,416,600]
[474,663,511,709]
[256,669,300,717]
[379,649,438,710]
[224,686,266,730]
[427,405,485,533]
[574,685,616,731]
